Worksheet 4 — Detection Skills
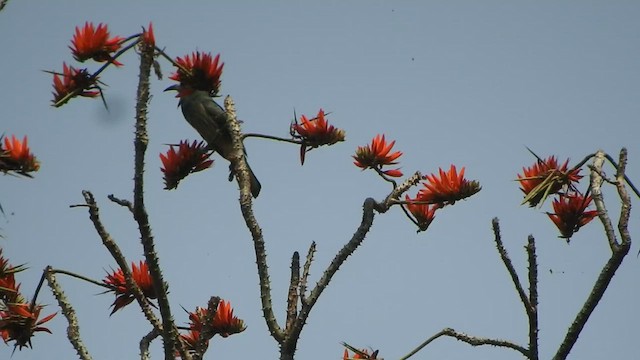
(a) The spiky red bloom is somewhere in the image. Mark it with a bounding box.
[0,303,56,350]
[178,329,204,357]
[405,195,439,231]
[160,140,213,190]
[141,22,155,47]
[70,22,124,65]
[51,62,100,107]
[169,52,224,95]
[353,134,403,177]
[103,261,156,314]
[290,109,345,164]
[547,193,598,240]
[517,155,582,207]
[418,165,481,205]
[188,300,246,338]
[342,347,379,359]
[0,135,39,175]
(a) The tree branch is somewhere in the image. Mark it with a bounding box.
[45,266,93,360]
[553,149,632,359]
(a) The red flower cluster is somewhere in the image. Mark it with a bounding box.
[169,52,224,96]
[404,195,440,232]
[179,299,246,356]
[70,22,124,65]
[0,250,56,349]
[517,155,582,207]
[353,134,403,177]
[342,345,379,359]
[103,261,157,315]
[51,62,100,107]
[160,140,214,190]
[418,165,481,205]
[291,109,345,164]
[0,135,40,176]
[547,193,598,240]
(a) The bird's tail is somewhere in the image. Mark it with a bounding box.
[246,161,261,198]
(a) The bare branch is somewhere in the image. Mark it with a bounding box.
[299,241,316,303]
[399,327,528,360]
[224,95,284,342]
[491,219,531,311]
[286,252,300,333]
[133,38,186,360]
[553,149,632,360]
[108,194,134,213]
[140,328,160,360]
[79,191,161,328]
[45,266,93,360]
[526,235,539,360]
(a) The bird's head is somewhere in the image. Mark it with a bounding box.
[164,83,195,98]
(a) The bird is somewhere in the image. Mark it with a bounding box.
[165,85,261,197]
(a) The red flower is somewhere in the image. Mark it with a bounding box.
[0,135,40,175]
[342,344,379,359]
[169,52,224,95]
[178,329,204,356]
[187,300,246,338]
[290,109,345,164]
[405,195,439,231]
[353,134,403,177]
[418,165,481,205]
[70,22,124,65]
[547,193,598,240]
[103,261,157,314]
[160,140,213,190]
[141,22,155,47]
[51,62,100,107]
[0,303,56,350]
[517,155,582,207]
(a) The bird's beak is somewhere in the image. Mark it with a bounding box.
[164,84,180,92]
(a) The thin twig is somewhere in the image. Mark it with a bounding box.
[45,266,93,360]
[604,152,640,199]
[526,235,539,360]
[140,328,160,360]
[243,133,302,145]
[299,241,316,303]
[491,219,530,311]
[79,191,161,329]
[49,268,112,290]
[399,327,528,360]
[108,194,134,213]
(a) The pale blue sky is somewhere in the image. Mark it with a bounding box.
[2,1,639,359]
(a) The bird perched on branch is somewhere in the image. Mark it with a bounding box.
[165,85,261,198]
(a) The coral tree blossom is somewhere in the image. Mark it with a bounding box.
[169,52,224,95]
[103,261,157,314]
[291,109,345,164]
[160,140,213,190]
[418,165,481,205]
[353,134,403,177]
[517,155,582,207]
[547,193,598,240]
[405,195,439,231]
[70,22,124,65]
[187,300,246,338]
[0,303,56,349]
[51,63,100,106]
[0,135,39,175]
